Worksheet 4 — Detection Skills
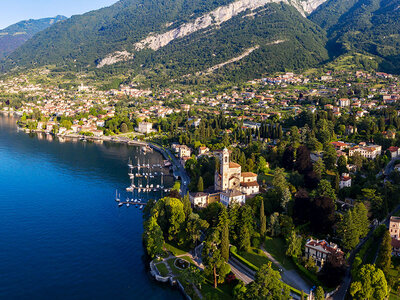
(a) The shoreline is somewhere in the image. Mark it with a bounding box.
[5,111,190,195]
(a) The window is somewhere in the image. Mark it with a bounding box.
[225,156,228,163]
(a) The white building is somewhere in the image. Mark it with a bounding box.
[220,190,246,207]
[339,173,352,189]
[136,122,153,134]
[349,144,382,159]
[305,239,343,268]
[189,192,209,207]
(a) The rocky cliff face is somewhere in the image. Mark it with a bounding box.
[134,0,327,51]
[98,0,327,67]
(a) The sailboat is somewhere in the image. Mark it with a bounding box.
[115,190,120,202]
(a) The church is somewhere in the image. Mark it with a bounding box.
[214,148,259,205]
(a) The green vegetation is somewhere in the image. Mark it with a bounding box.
[264,237,295,270]
[155,263,169,277]
[164,242,187,257]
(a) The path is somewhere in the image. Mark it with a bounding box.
[260,246,311,293]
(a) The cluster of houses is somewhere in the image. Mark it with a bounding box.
[390,216,400,256]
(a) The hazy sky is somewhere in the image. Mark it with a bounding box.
[0,0,118,29]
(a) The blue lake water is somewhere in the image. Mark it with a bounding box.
[0,116,180,299]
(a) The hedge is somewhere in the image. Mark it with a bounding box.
[229,247,304,296]
[292,257,324,288]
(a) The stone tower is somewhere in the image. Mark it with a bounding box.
[220,148,230,190]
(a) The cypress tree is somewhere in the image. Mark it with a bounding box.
[197,176,204,192]
[376,230,392,276]
[221,222,230,262]
[260,199,267,237]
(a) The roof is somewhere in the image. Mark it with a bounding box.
[388,146,399,152]
[190,192,208,198]
[241,172,257,177]
[390,216,400,224]
[229,162,241,168]
[341,176,351,182]
[305,239,343,255]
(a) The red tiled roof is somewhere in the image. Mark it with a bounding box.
[241,172,257,177]
[229,162,241,168]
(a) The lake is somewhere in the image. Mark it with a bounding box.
[0,115,181,299]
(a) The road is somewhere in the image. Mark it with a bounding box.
[260,246,311,292]
[332,204,400,300]
[148,143,190,195]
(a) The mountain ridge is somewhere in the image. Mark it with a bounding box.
[0,16,66,59]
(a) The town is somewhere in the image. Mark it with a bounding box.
[2,67,400,300]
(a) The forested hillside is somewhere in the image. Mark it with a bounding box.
[310,0,400,73]
[1,0,328,82]
[0,16,66,59]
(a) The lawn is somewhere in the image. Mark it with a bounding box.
[164,241,188,256]
[200,281,233,300]
[390,293,400,300]
[166,257,192,276]
[166,258,181,275]
[264,237,295,270]
[155,262,169,277]
[239,247,276,270]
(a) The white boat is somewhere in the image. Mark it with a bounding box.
[118,202,124,207]
[140,205,143,209]
[115,190,120,202]
[126,186,133,192]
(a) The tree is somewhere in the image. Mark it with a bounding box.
[181,266,205,289]
[182,192,192,218]
[376,230,392,276]
[257,156,268,174]
[202,229,230,288]
[315,286,325,300]
[295,145,312,174]
[313,158,325,180]
[165,197,186,243]
[260,199,267,237]
[282,146,295,170]
[120,122,128,133]
[285,231,302,258]
[219,209,230,262]
[268,212,281,237]
[310,196,336,234]
[245,263,290,299]
[197,176,204,192]
[143,216,164,259]
[323,143,337,170]
[338,210,359,251]
[337,155,348,175]
[350,264,388,300]
[186,213,209,247]
[353,202,369,239]
[312,179,336,200]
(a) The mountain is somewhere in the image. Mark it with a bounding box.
[0,16,67,59]
[309,0,400,73]
[1,0,329,82]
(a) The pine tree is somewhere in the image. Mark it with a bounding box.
[260,199,267,237]
[197,176,204,192]
[376,230,392,276]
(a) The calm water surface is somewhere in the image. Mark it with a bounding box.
[0,116,180,299]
